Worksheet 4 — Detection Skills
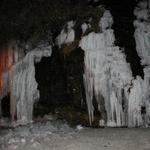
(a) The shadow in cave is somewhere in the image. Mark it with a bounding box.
[34,48,68,118]
[34,47,93,127]
[1,94,10,118]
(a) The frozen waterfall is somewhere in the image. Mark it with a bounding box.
[80,9,150,127]
[0,43,52,125]
[133,0,150,127]
[80,10,133,127]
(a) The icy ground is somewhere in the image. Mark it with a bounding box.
[0,120,150,150]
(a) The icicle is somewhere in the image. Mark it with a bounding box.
[0,42,52,125]
[133,0,150,127]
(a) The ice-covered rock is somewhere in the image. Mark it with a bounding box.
[99,10,114,31]
[80,5,150,127]
[56,20,75,48]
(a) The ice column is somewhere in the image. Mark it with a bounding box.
[0,43,52,125]
[133,0,150,127]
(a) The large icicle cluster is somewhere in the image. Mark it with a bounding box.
[0,43,52,125]
[80,10,133,127]
[132,0,150,127]
[80,4,150,127]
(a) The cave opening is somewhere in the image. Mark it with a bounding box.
[34,48,68,119]
[1,94,10,118]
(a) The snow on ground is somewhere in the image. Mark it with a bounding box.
[0,119,150,150]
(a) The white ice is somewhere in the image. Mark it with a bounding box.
[80,10,134,127]
[56,20,75,48]
[0,43,52,125]
[133,0,150,127]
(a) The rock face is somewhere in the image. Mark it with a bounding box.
[0,42,52,125]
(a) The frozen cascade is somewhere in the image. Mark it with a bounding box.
[0,43,52,125]
[133,1,150,127]
[80,10,133,126]
[10,45,52,125]
[0,41,25,100]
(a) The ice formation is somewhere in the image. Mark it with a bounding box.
[99,10,114,31]
[134,0,150,65]
[79,4,150,127]
[81,18,92,35]
[132,0,150,127]
[80,10,133,126]
[0,41,25,100]
[56,20,75,48]
[128,76,143,127]
[0,43,52,125]
[81,23,89,35]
